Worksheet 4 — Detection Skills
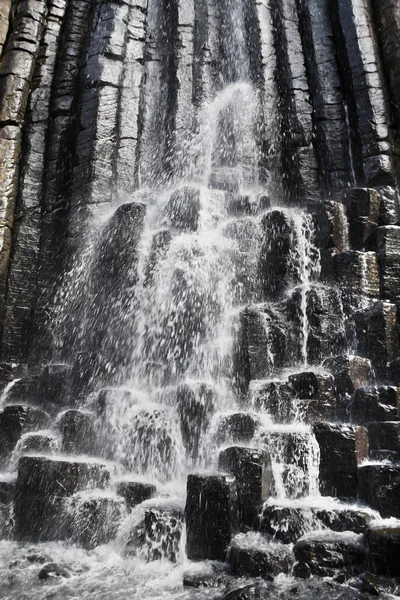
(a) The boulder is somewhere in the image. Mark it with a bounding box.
[219,447,274,529]
[186,474,239,561]
[294,531,366,577]
[365,524,400,577]
[228,536,292,579]
[116,481,156,509]
[38,562,71,580]
[358,464,400,518]
[60,409,97,455]
[313,423,368,499]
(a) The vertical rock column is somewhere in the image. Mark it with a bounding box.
[1,0,68,364]
[296,0,353,196]
[331,0,396,187]
[270,0,319,205]
[0,0,47,336]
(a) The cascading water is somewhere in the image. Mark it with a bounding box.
[1,0,399,597]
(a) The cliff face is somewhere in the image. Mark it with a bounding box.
[0,0,399,366]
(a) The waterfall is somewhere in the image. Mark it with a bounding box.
[0,0,399,595]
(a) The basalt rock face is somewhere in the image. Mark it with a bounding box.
[1,0,400,595]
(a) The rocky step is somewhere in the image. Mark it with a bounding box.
[358,463,400,519]
[313,422,368,500]
[293,530,366,579]
[0,405,51,463]
[234,293,346,394]
[251,371,336,424]
[355,301,399,380]
[258,500,375,544]
[123,499,184,563]
[351,386,400,425]
[228,533,292,580]
[116,481,157,510]
[0,364,72,415]
[14,455,110,542]
[258,427,319,499]
[58,409,97,455]
[334,250,380,312]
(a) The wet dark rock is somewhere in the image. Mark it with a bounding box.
[335,251,380,310]
[216,413,259,446]
[0,405,50,458]
[293,532,366,577]
[361,572,399,596]
[0,481,14,504]
[355,302,399,379]
[250,381,292,424]
[358,464,400,518]
[36,364,72,415]
[367,422,400,453]
[60,410,96,455]
[186,474,239,561]
[293,561,312,579]
[259,210,298,299]
[234,304,299,395]
[14,433,56,456]
[38,562,71,580]
[351,386,399,425]
[165,187,201,232]
[177,382,215,460]
[3,374,40,406]
[365,524,400,577]
[216,584,261,600]
[219,447,274,529]
[259,504,316,544]
[182,563,229,588]
[228,540,292,579]
[344,188,380,250]
[316,508,373,535]
[313,423,368,499]
[116,481,156,509]
[324,356,374,411]
[377,226,400,301]
[288,372,334,401]
[377,187,400,227]
[16,456,109,498]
